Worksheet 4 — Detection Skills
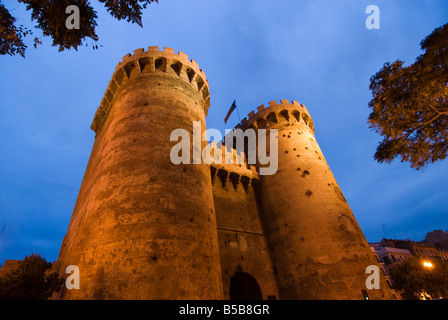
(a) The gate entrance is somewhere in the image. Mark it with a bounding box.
[229,272,263,300]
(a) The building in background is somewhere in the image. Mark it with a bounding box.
[370,246,399,299]
[370,232,448,299]
[373,245,413,276]
[425,230,448,250]
[0,260,21,277]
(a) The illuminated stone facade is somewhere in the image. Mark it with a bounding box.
[55,47,394,300]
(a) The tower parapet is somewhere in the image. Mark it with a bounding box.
[236,99,314,134]
[208,142,260,192]
[91,46,211,134]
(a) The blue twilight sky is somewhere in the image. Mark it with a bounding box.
[0,0,447,266]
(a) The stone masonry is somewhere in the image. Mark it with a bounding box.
[55,47,394,300]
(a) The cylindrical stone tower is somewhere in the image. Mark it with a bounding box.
[237,100,393,300]
[56,47,222,299]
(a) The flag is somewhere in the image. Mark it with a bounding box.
[224,100,237,124]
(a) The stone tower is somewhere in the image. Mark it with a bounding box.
[236,100,393,299]
[56,47,394,300]
[56,47,222,299]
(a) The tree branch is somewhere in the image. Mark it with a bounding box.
[419,113,443,126]
[416,96,448,114]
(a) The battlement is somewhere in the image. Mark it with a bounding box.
[236,99,315,133]
[210,163,259,194]
[204,141,259,192]
[91,46,211,134]
[207,141,257,172]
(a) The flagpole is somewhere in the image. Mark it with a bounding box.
[224,99,241,124]
[236,103,241,122]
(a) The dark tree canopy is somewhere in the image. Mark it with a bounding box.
[0,253,63,300]
[0,0,159,57]
[368,23,448,170]
[390,256,448,300]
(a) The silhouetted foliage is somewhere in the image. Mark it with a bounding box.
[0,0,159,57]
[390,256,448,300]
[368,23,448,170]
[99,0,156,26]
[0,254,63,300]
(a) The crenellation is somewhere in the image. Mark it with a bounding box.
[178,51,188,61]
[190,59,199,70]
[115,46,207,80]
[154,56,167,72]
[91,46,211,135]
[207,141,261,180]
[113,68,127,85]
[109,78,119,94]
[134,48,144,55]
[105,89,114,103]
[163,47,175,53]
[140,57,155,74]
[237,100,314,134]
[210,163,260,188]
[127,61,142,79]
